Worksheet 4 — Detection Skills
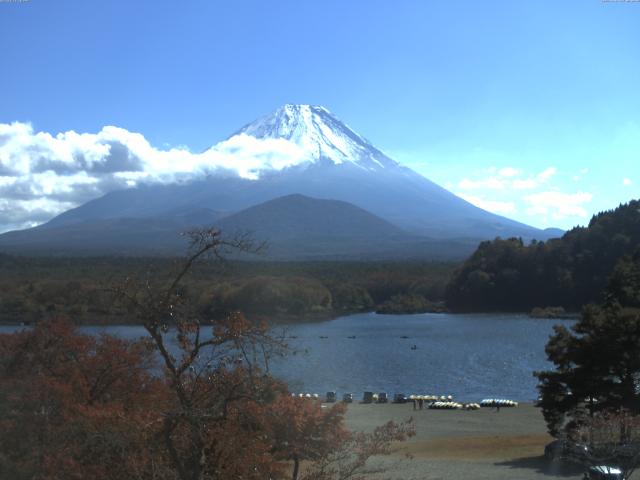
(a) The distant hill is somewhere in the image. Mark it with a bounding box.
[543,227,565,238]
[445,199,640,311]
[0,194,479,260]
[215,194,480,260]
[217,193,406,239]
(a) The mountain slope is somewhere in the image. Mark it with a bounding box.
[0,207,224,255]
[45,159,547,240]
[0,104,561,257]
[0,194,478,260]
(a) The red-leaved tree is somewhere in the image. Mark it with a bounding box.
[0,228,415,480]
[0,317,165,479]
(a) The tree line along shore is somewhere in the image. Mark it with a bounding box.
[0,255,455,325]
[0,199,638,325]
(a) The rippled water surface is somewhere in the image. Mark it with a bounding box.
[1,313,571,401]
[265,312,570,401]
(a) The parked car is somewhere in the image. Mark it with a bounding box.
[342,393,353,403]
[544,439,590,463]
[584,465,625,480]
[393,393,407,404]
[325,391,336,403]
[378,392,388,403]
[363,391,374,403]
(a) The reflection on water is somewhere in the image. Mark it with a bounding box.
[0,312,571,401]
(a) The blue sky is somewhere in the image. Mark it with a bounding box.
[0,0,639,231]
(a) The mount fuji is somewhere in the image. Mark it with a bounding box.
[0,105,560,259]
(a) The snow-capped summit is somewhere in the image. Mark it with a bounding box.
[230,104,399,170]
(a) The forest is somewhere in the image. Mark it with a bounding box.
[533,236,640,477]
[0,254,455,325]
[2,199,639,325]
[445,200,640,312]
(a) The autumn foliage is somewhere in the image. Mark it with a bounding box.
[0,229,414,480]
[0,318,414,480]
[269,396,350,479]
[0,317,163,479]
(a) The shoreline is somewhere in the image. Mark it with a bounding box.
[0,308,581,328]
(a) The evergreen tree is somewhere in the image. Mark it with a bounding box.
[535,250,640,436]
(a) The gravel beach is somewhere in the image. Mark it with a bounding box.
[341,402,585,480]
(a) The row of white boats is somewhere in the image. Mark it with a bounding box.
[290,392,519,409]
[429,401,481,410]
[480,398,519,407]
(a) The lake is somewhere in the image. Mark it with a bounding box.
[265,312,568,402]
[0,312,570,402]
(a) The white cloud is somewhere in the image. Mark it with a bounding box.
[454,164,593,229]
[623,178,632,186]
[456,192,516,215]
[523,191,593,220]
[457,166,556,192]
[458,177,506,190]
[0,121,316,232]
[536,167,556,182]
[571,168,589,183]
[498,167,519,178]
[212,134,308,179]
[29,171,99,196]
[512,178,539,190]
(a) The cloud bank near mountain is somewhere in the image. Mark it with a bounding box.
[454,165,593,227]
[0,122,310,232]
[0,117,600,234]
